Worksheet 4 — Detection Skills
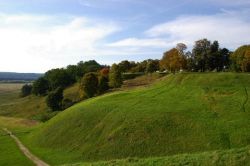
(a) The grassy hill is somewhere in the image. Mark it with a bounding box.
[21,73,250,165]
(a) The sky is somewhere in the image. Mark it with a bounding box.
[0,0,250,72]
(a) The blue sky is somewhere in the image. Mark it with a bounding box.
[0,0,250,72]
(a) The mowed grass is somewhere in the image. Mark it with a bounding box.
[22,73,250,165]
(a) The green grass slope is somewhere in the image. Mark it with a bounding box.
[74,145,250,166]
[25,73,250,165]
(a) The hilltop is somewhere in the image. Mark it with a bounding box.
[21,73,250,165]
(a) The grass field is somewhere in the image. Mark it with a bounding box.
[20,73,250,165]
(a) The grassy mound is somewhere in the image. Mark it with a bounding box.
[25,73,250,164]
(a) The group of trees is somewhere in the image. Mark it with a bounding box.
[160,39,236,73]
[22,60,124,111]
[80,64,123,98]
[21,39,250,112]
[117,59,160,74]
[21,60,103,111]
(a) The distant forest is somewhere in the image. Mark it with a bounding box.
[0,72,43,82]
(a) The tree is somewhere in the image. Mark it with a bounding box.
[176,43,187,54]
[192,39,211,72]
[76,60,102,78]
[109,64,123,88]
[66,65,78,82]
[219,48,230,71]
[146,60,159,73]
[80,73,98,98]
[46,87,64,111]
[160,48,186,73]
[118,60,131,73]
[98,76,109,94]
[45,68,73,90]
[231,45,250,72]
[32,77,49,96]
[20,84,32,97]
[100,68,110,77]
[208,40,220,71]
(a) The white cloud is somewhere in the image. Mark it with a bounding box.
[0,14,119,72]
[108,38,171,48]
[146,11,250,49]
[109,10,250,54]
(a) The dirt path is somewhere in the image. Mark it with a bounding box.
[3,128,50,166]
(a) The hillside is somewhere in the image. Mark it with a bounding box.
[72,145,250,166]
[22,73,250,165]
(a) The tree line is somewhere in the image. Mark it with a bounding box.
[20,38,250,112]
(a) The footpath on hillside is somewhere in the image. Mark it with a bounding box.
[3,128,49,166]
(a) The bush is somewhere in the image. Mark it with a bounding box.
[80,73,98,98]
[20,84,32,97]
[46,87,64,111]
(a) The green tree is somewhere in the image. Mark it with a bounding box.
[20,84,32,97]
[192,38,211,72]
[146,60,159,73]
[46,87,64,111]
[80,73,98,98]
[32,77,49,96]
[76,60,102,78]
[45,68,73,90]
[109,64,123,88]
[98,76,109,94]
[118,60,131,73]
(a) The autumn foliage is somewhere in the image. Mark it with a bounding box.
[160,48,186,73]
